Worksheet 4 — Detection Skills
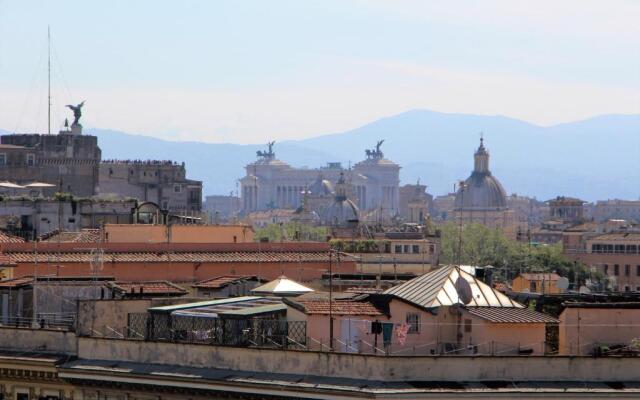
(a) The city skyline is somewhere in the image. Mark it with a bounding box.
[0,1,638,143]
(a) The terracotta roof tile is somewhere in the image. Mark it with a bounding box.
[466,307,558,324]
[4,251,332,264]
[0,276,34,288]
[110,281,187,295]
[0,232,25,243]
[291,299,384,316]
[345,287,383,294]
[192,275,260,289]
[41,229,101,243]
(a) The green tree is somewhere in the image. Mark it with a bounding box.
[254,222,328,242]
[439,222,592,286]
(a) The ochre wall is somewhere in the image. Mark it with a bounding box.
[512,276,562,294]
[104,224,254,243]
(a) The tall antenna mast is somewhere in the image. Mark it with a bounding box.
[47,26,51,135]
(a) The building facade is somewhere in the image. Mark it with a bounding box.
[203,194,240,222]
[593,199,640,223]
[99,160,202,212]
[398,183,433,223]
[0,133,101,197]
[239,142,400,219]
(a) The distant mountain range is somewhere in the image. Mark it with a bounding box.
[2,110,639,201]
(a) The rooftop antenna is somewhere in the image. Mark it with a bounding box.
[47,26,51,135]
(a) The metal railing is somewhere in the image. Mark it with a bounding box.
[123,313,307,349]
[0,312,75,330]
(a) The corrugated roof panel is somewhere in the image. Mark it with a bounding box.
[466,307,558,323]
[383,266,524,310]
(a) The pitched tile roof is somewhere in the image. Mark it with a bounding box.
[288,299,385,316]
[588,232,640,241]
[192,275,260,289]
[0,232,25,243]
[345,287,384,294]
[4,251,333,264]
[383,266,522,309]
[0,276,34,288]
[109,281,187,295]
[465,307,558,323]
[41,229,101,243]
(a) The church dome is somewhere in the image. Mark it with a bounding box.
[324,172,359,226]
[454,138,508,211]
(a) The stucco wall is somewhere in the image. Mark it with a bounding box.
[77,337,640,382]
[559,307,640,355]
[0,326,76,354]
[77,299,152,337]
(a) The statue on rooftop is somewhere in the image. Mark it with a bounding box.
[256,141,276,160]
[365,139,385,159]
[66,101,85,126]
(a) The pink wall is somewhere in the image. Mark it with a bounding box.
[290,300,549,355]
[287,307,390,353]
[559,307,640,355]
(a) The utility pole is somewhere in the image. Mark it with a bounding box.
[329,250,334,351]
[47,26,51,135]
[31,240,39,328]
[457,181,466,266]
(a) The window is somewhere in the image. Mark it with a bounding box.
[614,264,620,276]
[0,153,6,165]
[26,153,35,166]
[625,286,630,292]
[464,318,472,333]
[394,245,402,253]
[174,185,182,193]
[530,282,537,292]
[625,265,630,276]
[637,265,640,277]
[604,264,609,275]
[406,313,420,333]
[403,245,410,253]
[412,245,420,254]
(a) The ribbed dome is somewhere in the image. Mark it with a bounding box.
[454,172,507,211]
[454,138,508,211]
[324,172,359,226]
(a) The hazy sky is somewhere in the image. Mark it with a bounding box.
[0,0,638,143]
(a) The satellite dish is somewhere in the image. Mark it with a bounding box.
[454,276,473,305]
[556,277,570,291]
[579,285,591,294]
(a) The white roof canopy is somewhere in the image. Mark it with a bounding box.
[251,275,314,296]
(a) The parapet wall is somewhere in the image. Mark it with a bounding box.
[78,337,640,382]
[0,326,77,354]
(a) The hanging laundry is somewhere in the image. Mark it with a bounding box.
[396,322,410,345]
[382,322,394,346]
